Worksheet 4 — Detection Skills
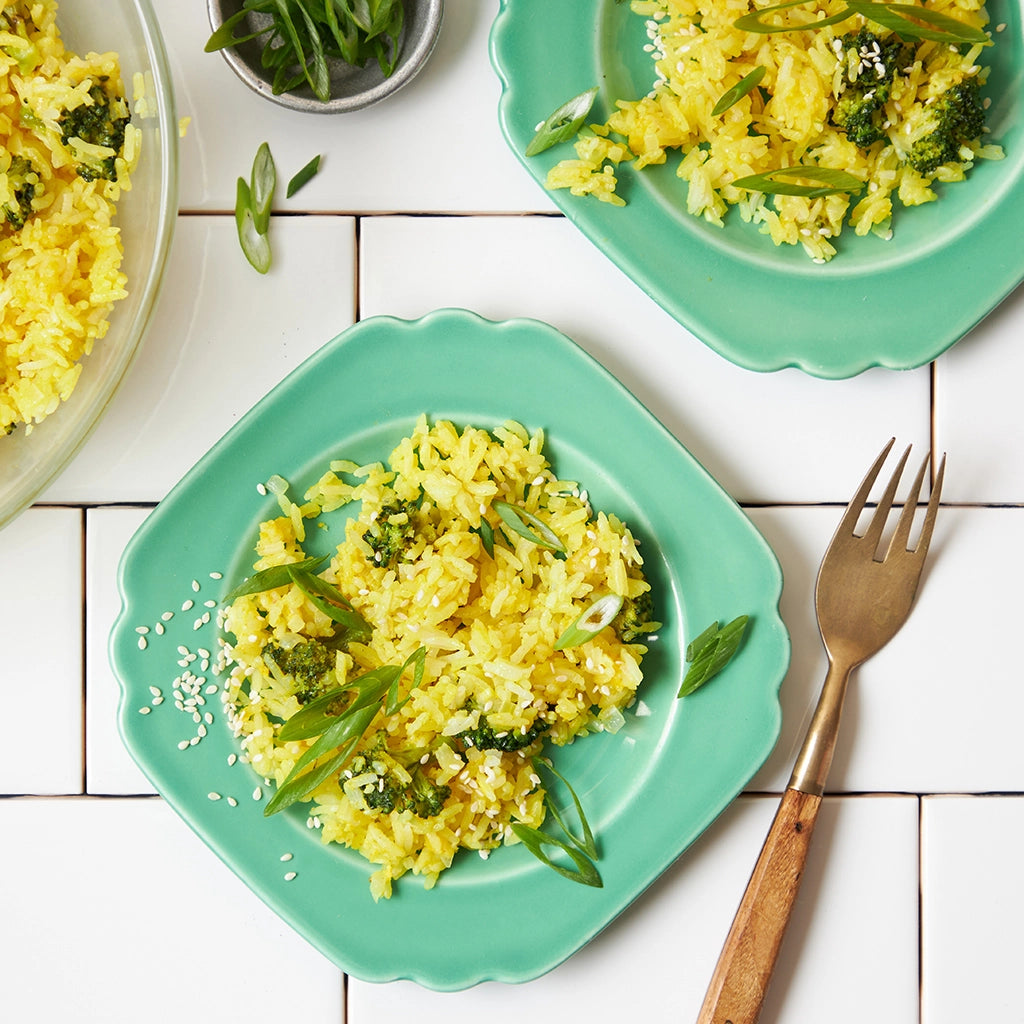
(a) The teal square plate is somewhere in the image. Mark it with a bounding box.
[489,1,1024,378]
[111,309,788,990]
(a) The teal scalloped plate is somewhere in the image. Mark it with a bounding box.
[489,1,1024,378]
[111,310,788,990]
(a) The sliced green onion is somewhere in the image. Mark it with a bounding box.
[478,518,495,558]
[554,594,624,650]
[733,0,989,43]
[222,555,328,603]
[732,166,865,198]
[493,500,567,555]
[525,87,599,157]
[510,823,602,887]
[845,1,990,44]
[235,177,271,274]
[535,757,598,860]
[286,154,321,198]
[250,142,276,234]
[678,615,750,697]
[288,566,373,641]
[511,757,602,887]
[733,0,854,33]
[712,66,766,116]
[266,646,427,816]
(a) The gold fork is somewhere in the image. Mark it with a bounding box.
[696,439,945,1024]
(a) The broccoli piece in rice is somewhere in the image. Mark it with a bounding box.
[58,80,131,182]
[905,80,987,175]
[263,638,338,704]
[363,494,420,568]
[614,589,660,644]
[830,29,912,149]
[349,734,451,819]
[456,710,551,753]
[1,155,42,230]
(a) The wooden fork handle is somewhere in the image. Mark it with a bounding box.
[695,788,823,1024]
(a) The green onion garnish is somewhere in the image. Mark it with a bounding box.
[554,594,624,650]
[511,757,602,887]
[678,615,750,697]
[525,87,599,157]
[732,166,865,198]
[235,177,271,274]
[288,566,373,642]
[265,646,427,816]
[733,0,989,44]
[845,1,990,44]
[249,141,275,235]
[493,500,567,556]
[286,154,321,198]
[712,66,766,116]
[222,555,328,603]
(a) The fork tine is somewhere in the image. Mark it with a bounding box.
[887,450,931,555]
[913,453,945,560]
[835,438,896,538]
[862,444,911,552]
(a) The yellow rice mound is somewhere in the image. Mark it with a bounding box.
[219,417,658,900]
[1,0,139,434]
[546,0,1003,261]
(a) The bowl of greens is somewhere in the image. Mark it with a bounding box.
[206,0,443,113]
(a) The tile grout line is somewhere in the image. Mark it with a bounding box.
[918,794,924,1024]
[78,505,88,796]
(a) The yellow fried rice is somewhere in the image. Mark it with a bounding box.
[546,0,1004,261]
[219,417,659,899]
[1,0,138,434]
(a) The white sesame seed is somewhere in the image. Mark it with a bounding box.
[151,696,164,706]
[209,571,223,580]
[182,599,194,612]
[208,792,221,800]
[155,623,165,636]
[284,871,297,881]
[280,852,293,862]
[177,740,190,750]
[136,626,150,635]
[227,754,237,766]
[137,637,148,650]
[138,706,151,715]
[253,787,263,800]
[226,796,238,807]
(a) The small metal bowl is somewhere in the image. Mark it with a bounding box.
[207,0,443,113]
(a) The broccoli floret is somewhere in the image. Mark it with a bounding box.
[405,766,451,818]
[58,81,130,182]
[830,29,912,149]
[263,638,337,704]
[364,495,419,568]
[456,711,551,753]
[349,735,451,818]
[906,80,987,175]
[614,590,658,643]
[1,155,41,230]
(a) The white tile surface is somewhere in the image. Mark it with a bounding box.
[0,508,83,795]
[935,279,1024,503]
[0,797,343,1023]
[360,214,931,505]
[350,795,919,1023]
[922,795,1024,1024]
[42,215,356,503]
[85,506,156,795]
[162,0,544,214]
